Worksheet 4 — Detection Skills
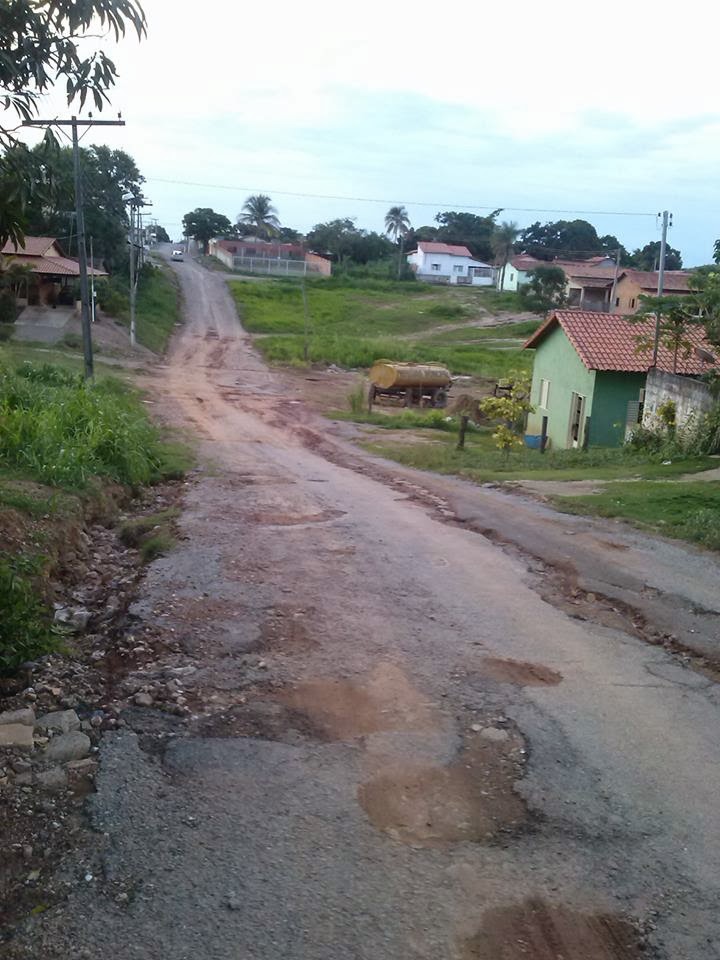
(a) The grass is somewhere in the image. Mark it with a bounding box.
[0,360,191,490]
[554,481,720,550]
[333,408,460,431]
[229,278,532,377]
[257,334,529,379]
[135,264,181,353]
[361,427,717,482]
[119,507,179,561]
[419,319,541,344]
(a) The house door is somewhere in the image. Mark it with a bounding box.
[568,392,586,448]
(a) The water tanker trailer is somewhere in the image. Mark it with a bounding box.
[368,360,451,410]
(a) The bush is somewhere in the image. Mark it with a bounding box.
[0,292,17,324]
[0,362,168,488]
[0,554,59,674]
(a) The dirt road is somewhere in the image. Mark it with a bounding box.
[13,255,720,959]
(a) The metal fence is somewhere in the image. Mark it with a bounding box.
[232,255,319,276]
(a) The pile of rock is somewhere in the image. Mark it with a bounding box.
[0,707,98,793]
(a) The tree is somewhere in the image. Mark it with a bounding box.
[520,219,603,261]
[277,226,303,243]
[182,209,233,255]
[385,205,411,279]
[238,195,280,239]
[0,1,146,245]
[479,373,533,461]
[713,240,720,266]
[7,139,144,270]
[630,241,683,272]
[153,225,171,244]
[306,219,394,264]
[519,266,567,312]
[434,210,501,262]
[687,268,720,351]
[634,295,700,373]
[491,221,519,289]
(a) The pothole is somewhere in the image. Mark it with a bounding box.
[259,606,318,653]
[191,698,321,744]
[358,724,527,845]
[275,664,440,740]
[249,508,346,526]
[461,899,650,959]
[480,657,563,687]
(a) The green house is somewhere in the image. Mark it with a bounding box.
[523,310,711,449]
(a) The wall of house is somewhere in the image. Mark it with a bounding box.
[305,253,332,276]
[497,266,530,292]
[612,276,644,314]
[642,369,714,431]
[407,251,493,285]
[591,371,646,446]
[525,325,596,449]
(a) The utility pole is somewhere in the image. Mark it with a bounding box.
[23,116,125,380]
[301,278,310,364]
[652,210,672,365]
[608,247,621,313]
[129,202,137,347]
[90,236,96,325]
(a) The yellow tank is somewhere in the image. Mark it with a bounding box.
[369,360,451,390]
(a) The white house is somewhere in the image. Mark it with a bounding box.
[406,242,495,286]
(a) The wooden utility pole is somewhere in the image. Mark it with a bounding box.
[652,210,672,365]
[23,116,126,380]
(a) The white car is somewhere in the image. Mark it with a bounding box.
[171,249,184,262]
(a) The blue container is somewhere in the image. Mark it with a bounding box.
[524,434,543,449]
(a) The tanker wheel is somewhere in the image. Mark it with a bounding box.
[434,389,448,409]
[404,388,414,408]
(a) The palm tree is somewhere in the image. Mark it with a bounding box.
[238,195,281,239]
[491,221,520,291]
[385,205,411,279]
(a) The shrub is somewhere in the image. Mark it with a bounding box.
[0,554,59,675]
[0,362,168,488]
[347,381,366,414]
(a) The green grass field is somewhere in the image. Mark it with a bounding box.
[554,481,720,550]
[359,424,716,483]
[229,278,531,377]
[135,263,181,353]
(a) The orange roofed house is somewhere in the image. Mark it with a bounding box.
[1,236,106,307]
[523,310,718,449]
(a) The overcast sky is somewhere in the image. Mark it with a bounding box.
[19,0,720,265]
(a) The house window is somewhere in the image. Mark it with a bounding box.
[453,264,464,274]
[431,263,441,271]
[539,378,550,409]
[615,297,620,307]
[630,298,636,308]
[509,273,515,282]
[470,267,493,278]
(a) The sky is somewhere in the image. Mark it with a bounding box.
[16,0,720,265]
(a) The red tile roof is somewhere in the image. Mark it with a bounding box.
[618,269,692,292]
[417,241,473,257]
[1,237,59,257]
[4,253,106,277]
[524,309,718,375]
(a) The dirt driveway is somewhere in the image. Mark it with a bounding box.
[10,254,720,960]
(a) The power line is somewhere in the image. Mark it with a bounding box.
[144,176,656,218]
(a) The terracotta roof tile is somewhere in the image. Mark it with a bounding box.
[417,241,473,257]
[524,309,717,375]
[618,269,692,292]
[1,237,59,257]
[4,254,106,277]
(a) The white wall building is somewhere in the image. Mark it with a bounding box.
[406,242,495,286]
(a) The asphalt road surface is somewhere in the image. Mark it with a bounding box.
[12,252,720,960]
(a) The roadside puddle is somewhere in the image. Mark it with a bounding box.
[480,657,562,687]
[462,899,646,959]
[276,663,440,739]
[358,725,527,846]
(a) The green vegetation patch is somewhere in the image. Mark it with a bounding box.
[362,429,716,483]
[0,361,184,489]
[96,262,180,353]
[0,553,60,674]
[554,481,720,551]
[119,507,179,561]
